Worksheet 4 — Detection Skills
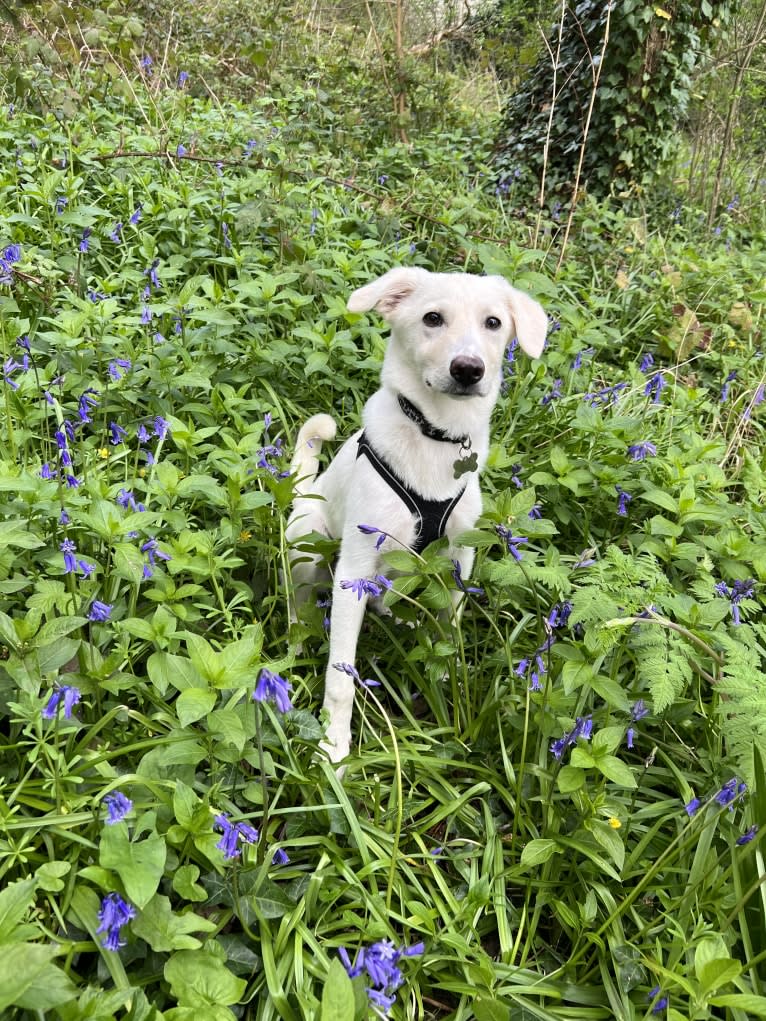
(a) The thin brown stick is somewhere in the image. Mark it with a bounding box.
[533,0,566,250]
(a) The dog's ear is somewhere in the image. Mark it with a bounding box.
[348,267,428,318]
[500,281,548,359]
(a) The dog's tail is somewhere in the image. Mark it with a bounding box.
[291,414,337,495]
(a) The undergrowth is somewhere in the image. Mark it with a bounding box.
[1,12,766,1021]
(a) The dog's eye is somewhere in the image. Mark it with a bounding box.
[423,311,443,327]
[485,316,502,330]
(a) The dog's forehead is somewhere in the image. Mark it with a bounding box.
[408,273,508,311]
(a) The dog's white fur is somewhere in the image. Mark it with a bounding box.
[286,267,547,763]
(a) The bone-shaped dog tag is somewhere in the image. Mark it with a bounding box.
[453,451,478,478]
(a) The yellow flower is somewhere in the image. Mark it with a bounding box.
[99,447,109,459]
[608,817,621,829]
[239,530,252,542]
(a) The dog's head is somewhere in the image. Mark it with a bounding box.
[348,267,547,400]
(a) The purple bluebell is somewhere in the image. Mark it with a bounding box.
[254,669,293,712]
[541,378,563,405]
[547,602,572,630]
[141,538,171,577]
[528,503,542,519]
[129,204,142,225]
[87,289,108,302]
[117,489,145,512]
[495,525,528,560]
[272,848,290,865]
[96,892,136,950]
[42,684,81,719]
[714,777,747,808]
[720,370,737,403]
[584,382,627,407]
[176,142,187,157]
[78,560,96,579]
[140,304,152,325]
[153,416,169,440]
[644,372,666,404]
[78,388,99,424]
[40,463,56,480]
[550,715,592,760]
[109,421,127,445]
[340,575,392,600]
[214,813,259,859]
[626,699,649,748]
[139,55,153,72]
[742,383,765,421]
[108,358,132,382]
[178,70,188,87]
[109,222,122,242]
[3,357,23,390]
[452,560,484,596]
[647,986,668,1014]
[222,222,231,247]
[55,196,67,214]
[89,601,113,622]
[684,797,701,817]
[339,938,424,1015]
[333,661,379,689]
[104,791,133,824]
[714,578,756,625]
[627,441,657,461]
[61,539,77,573]
[639,352,654,373]
[358,524,388,550]
[736,825,758,845]
[79,228,92,253]
[616,485,631,516]
[0,243,21,284]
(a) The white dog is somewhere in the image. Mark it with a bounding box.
[287,267,547,763]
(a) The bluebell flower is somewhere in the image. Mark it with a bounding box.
[541,378,563,406]
[61,539,77,573]
[55,196,67,214]
[3,356,23,390]
[626,699,649,747]
[222,222,231,247]
[684,797,701,816]
[139,55,153,72]
[720,369,737,403]
[141,538,171,578]
[627,441,657,461]
[79,228,92,253]
[89,601,113,622]
[616,485,631,516]
[96,892,136,950]
[495,525,528,560]
[42,684,81,720]
[736,825,758,845]
[339,938,424,1015]
[78,388,99,424]
[584,381,627,407]
[272,848,290,865]
[153,416,169,440]
[104,791,133,824]
[178,70,188,87]
[78,560,96,579]
[742,383,765,421]
[40,463,56,480]
[109,421,127,445]
[647,986,668,1014]
[714,578,756,625]
[639,352,654,373]
[550,716,592,759]
[644,372,666,404]
[117,488,145,512]
[244,139,258,156]
[546,602,572,629]
[714,777,747,808]
[129,204,142,225]
[254,668,293,712]
[140,305,152,325]
[452,559,484,596]
[333,661,380,689]
[528,503,542,519]
[340,575,393,600]
[358,524,388,550]
[87,288,108,302]
[109,222,122,242]
[176,142,187,157]
[214,813,259,859]
[0,243,21,284]
[108,358,132,382]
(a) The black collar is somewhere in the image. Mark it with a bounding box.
[397,394,469,446]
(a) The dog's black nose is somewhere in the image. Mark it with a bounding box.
[450,356,485,386]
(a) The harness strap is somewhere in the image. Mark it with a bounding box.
[356,432,466,554]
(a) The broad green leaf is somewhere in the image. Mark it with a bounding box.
[520,839,560,868]
[172,864,208,902]
[252,877,296,919]
[595,755,637,787]
[100,825,166,909]
[697,957,741,994]
[709,994,766,1015]
[557,766,585,793]
[131,893,216,951]
[164,949,247,1007]
[0,877,37,941]
[0,943,76,1012]
[176,688,217,726]
[320,958,355,1021]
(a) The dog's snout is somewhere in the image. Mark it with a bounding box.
[450,355,485,386]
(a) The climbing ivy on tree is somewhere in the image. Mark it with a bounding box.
[493,0,733,200]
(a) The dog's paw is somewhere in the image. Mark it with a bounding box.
[319,731,350,777]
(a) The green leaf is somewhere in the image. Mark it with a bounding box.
[595,755,637,788]
[176,688,217,726]
[520,839,560,868]
[100,825,166,909]
[0,944,76,1012]
[474,997,511,1021]
[697,957,741,994]
[0,877,37,941]
[557,766,585,793]
[709,994,766,1015]
[131,893,216,951]
[320,958,355,1021]
[252,877,296,919]
[172,864,209,902]
[164,949,247,1007]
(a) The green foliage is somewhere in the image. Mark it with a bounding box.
[0,3,765,1019]
[494,0,733,198]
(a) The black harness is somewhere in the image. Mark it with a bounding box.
[355,395,473,555]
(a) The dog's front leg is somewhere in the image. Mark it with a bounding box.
[450,545,476,624]
[321,540,381,764]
